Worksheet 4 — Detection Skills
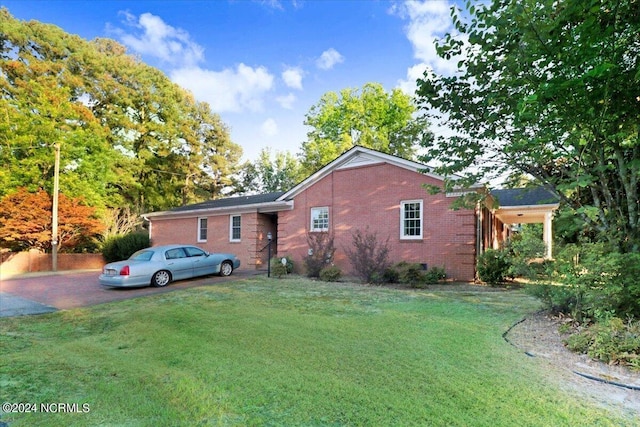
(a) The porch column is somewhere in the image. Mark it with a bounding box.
[543,211,553,259]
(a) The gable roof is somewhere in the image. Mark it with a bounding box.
[144,146,479,219]
[491,187,559,208]
[278,145,476,201]
[144,191,290,218]
[169,192,285,212]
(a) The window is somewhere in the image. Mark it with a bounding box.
[401,200,423,239]
[230,215,241,242]
[198,217,208,242]
[310,207,329,232]
[184,246,206,257]
[165,248,187,260]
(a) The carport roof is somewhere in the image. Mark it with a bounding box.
[491,187,559,207]
[490,187,560,225]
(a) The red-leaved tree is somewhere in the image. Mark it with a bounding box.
[0,188,104,252]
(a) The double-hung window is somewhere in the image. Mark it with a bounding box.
[197,217,208,242]
[230,215,241,242]
[400,200,423,239]
[310,207,329,232]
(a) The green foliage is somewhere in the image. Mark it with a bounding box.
[300,82,432,175]
[416,0,640,250]
[319,265,342,282]
[506,225,550,279]
[554,245,640,322]
[528,244,640,327]
[525,284,578,317]
[236,148,304,194]
[101,232,150,263]
[270,256,293,278]
[424,266,447,284]
[0,9,241,215]
[397,262,426,288]
[384,262,447,287]
[382,266,400,284]
[565,318,640,369]
[476,249,512,285]
[304,233,335,278]
[344,227,390,283]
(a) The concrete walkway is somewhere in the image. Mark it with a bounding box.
[0,293,58,317]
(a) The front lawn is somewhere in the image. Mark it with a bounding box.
[0,277,630,426]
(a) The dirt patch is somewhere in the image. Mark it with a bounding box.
[505,312,640,419]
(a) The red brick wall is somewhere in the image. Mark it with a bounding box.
[0,250,104,276]
[150,212,276,270]
[278,162,477,281]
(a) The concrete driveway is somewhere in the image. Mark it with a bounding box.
[0,269,261,317]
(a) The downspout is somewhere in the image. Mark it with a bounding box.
[475,201,482,280]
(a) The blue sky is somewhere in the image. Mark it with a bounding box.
[2,0,462,162]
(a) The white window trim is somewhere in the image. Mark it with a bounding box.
[229,214,241,242]
[310,206,329,232]
[197,217,208,242]
[400,200,423,240]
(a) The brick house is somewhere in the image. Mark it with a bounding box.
[144,146,559,281]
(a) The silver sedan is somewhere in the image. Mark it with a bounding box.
[99,244,241,288]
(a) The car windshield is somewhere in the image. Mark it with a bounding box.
[129,250,154,261]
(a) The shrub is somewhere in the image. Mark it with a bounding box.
[344,227,390,283]
[319,265,342,282]
[565,317,640,368]
[507,226,548,279]
[397,262,426,288]
[536,244,640,323]
[425,266,447,284]
[476,249,511,285]
[304,233,335,278]
[101,232,150,263]
[382,266,400,284]
[525,283,580,317]
[270,256,293,278]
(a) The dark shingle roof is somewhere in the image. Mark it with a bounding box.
[169,191,285,212]
[491,187,559,207]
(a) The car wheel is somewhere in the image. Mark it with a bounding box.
[151,270,171,287]
[219,261,233,277]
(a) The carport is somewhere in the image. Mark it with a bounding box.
[481,187,560,259]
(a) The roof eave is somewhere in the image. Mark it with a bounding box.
[144,200,293,219]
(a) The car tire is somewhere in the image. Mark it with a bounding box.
[219,261,233,277]
[151,270,171,287]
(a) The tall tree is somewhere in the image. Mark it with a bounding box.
[0,9,241,216]
[236,148,304,194]
[300,82,431,174]
[0,10,113,207]
[416,0,640,251]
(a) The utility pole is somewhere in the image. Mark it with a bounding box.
[52,143,60,271]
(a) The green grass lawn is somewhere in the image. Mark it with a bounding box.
[0,277,632,426]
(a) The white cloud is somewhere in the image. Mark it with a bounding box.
[171,64,274,113]
[116,12,204,67]
[394,1,464,94]
[397,63,429,95]
[316,48,344,70]
[276,93,297,109]
[282,66,304,90]
[260,118,279,137]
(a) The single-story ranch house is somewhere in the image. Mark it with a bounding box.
[144,146,559,281]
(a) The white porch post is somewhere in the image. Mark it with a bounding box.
[543,211,553,259]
